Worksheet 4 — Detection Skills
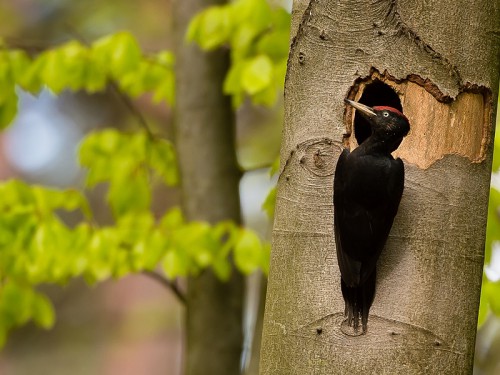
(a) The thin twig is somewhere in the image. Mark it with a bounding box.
[2,37,55,54]
[142,270,186,305]
[63,25,156,140]
[108,81,155,140]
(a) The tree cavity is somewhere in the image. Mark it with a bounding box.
[353,81,402,145]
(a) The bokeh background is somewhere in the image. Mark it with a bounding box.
[0,1,498,374]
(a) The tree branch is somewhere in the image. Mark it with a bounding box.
[2,37,56,54]
[142,270,186,305]
[108,81,156,140]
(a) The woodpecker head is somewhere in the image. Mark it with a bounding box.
[344,99,410,148]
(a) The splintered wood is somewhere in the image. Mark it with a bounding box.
[395,83,490,169]
[349,76,491,169]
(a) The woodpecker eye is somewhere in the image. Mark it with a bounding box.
[383,111,389,117]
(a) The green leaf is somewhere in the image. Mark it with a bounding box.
[231,0,272,30]
[269,156,280,176]
[149,139,179,186]
[0,51,18,127]
[8,50,32,82]
[252,83,278,106]
[83,61,107,93]
[193,247,213,267]
[108,169,151,217]
[224,60,245,107]
[273,58,288,89]
[478,282,490,328]
[140,230,168,270]
[79,130,149,190]
[160,207,185,230]
[79,130,179,218]
[492,132,500,173]
[187,6,232,50]
[0,283,32,327]
[0,89,17,129]
[118,61,148,98]
[156,51,175,66]
[178,222,215,268]
[84,230,116,283]
[130,50,176,104]
[152,73,175,105]
[0,282,56,338]
[0,50,13,91]
[256,29,290,61]
[32,292,55,329]
[41,49,66,93]
[18,55,44,93]
[58,41,88,91]
[79,129,121,170]
[262,186,276,219]
[485,188,500,264]
[117,212,154,242]
[230,24,261,59]
[32,186,89,217]
[241,55,273,95]
[234,229,263,275]
[92,31,141,77]
[162,250,189,279]
[212,257,232,281]
[485,281,500,316]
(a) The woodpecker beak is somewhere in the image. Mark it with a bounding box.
[344,99,376,118]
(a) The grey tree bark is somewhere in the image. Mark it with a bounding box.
[260,1,500,374]
[173,1,243,374]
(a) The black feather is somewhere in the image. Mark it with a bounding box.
[334,102,408,334]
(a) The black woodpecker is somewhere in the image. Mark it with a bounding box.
[334,98,410,334]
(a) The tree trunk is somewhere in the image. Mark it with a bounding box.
[244,277,267,375]
[173,1,243,374]
[260,1,499,374]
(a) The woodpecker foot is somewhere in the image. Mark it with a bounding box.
[340,318,365,337]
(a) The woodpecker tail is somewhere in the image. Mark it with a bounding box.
[340,270,376,334]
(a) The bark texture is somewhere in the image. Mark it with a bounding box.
[260,0,500,374]
[173,1,243,374]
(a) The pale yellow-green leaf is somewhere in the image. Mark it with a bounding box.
[32,293,55,329]
[234,229,263,275]
[241,55,273,95]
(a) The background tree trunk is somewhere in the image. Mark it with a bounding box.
[260,0,499,374]
[245,277,267,375]
[173,1,243,374]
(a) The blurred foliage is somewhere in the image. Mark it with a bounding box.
[0,0,173,50]
[0,176,269,344]
[0,0,288,346]
[188,0,291,219]
[0,31,175,128]
[79,130,178,216]
[262,156,280,220]
[187,0,290,107]
[478,99,500,328]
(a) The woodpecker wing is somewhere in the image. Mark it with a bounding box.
[334,149,361,286]
[334,149,404,287]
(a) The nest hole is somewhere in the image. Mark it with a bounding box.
[354,81,402,145]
